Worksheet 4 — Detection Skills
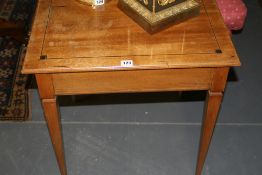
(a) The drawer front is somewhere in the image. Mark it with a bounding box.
[52,68,214,95]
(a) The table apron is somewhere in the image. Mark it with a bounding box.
[50,68,220,95]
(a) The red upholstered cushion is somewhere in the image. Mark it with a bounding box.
[216,0,247,30]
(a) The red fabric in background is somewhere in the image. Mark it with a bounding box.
[216,0,247,30]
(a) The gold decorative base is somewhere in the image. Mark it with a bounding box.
[118,0,200,34]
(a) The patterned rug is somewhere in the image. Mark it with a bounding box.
[0,0,35,22]
[0,36,29,121]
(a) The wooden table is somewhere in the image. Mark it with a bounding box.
[22,0,240,174]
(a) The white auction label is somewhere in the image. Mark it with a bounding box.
[121,60,133,67]
[94,0,104,5]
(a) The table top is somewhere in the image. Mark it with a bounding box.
[22,0,240,74]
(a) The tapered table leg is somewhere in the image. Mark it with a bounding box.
[42,98,67,175]
[195,91,223,175]
[36,74,67,175]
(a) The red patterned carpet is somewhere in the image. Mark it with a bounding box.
[0,0,35,120]
[0,36,29,120]
[0,0,35,22]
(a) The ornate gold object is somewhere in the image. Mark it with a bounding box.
[158,0,176,6]
[143,0,149,5]
[118,0,200,33]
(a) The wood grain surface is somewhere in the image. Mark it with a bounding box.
[52,68,214,95]
[22,0,240,74]
[23,1,241,175]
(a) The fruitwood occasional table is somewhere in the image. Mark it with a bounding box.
[22,0,240,174]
